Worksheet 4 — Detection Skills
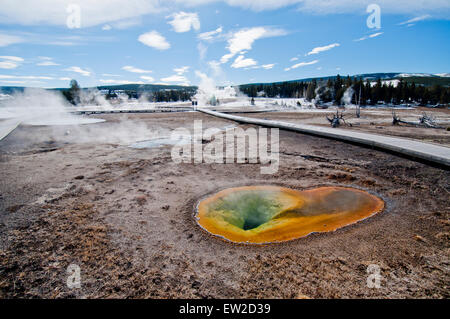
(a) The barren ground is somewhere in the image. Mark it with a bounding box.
[0,111,449,299]
[230,107,450,146]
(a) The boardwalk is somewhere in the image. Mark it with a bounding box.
[198,108,450,168]
[0,119,21,142]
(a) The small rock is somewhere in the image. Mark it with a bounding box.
[435,232,449,241]
[191,281,201,289]
[6,205,24,213]
[135,195,147,206]
[414,235,427,243]
[296,293,311,299]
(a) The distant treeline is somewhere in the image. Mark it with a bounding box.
[152,90,194,102]
[103,89,194,102]
[240,75,450,106]
[61,80,196,105]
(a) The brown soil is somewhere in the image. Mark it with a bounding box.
[0,111,449,299]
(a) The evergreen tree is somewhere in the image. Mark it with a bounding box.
[306,80,317,101]
[62,79,81,105]
[238,75,450,107]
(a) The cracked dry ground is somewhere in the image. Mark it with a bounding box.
[0,112,449,298]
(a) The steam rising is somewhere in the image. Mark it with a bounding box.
[0,88,105,125]
[0,88,161,145]
[342,87,355,106]
[194,71,238,106]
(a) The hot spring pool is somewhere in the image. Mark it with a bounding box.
[196,186,384,244]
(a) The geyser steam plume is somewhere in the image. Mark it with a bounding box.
[0,88,165,145]
[194,71,237,106]
[342,87,355,106]
[0,88,104,126]
[0,88,104,141]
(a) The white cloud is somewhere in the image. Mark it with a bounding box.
[294,0,449,15]
[122,65,153,74]
[174,66,190,75]
[369,32,383,38]
[0,33,112,47]
[354,32,383,42]
[0,33,24,47]
[178,0,300,11]
[158,66,192,85]
[208,60,223,77]
[0,0,162,28]
[161,74,190,86]
[0,56,24,62]
[0,1,448,29]
[197,42,208,60]
[0,80,25,84]
[138,31,170,50]
[161,75,188,82]
[140,75,155,82]
[167,12,200,33]
[46,41,78,46]
[0,75,54,80]
[101,18,142,31]
[261,64,275,70]
[63,66,91,77]
[99,79,145,85]
[307,43,340,55]
[231,55,257,68]
[112,18,142,29]
[59,77,72,81]
[221,27,287,64]
[37,61,60,66]
[102,73,120,77]
[285,59,319,71]
[0,74,51,86]
[226,0,301,11]
[290,57,299,62]
[220,53,234,64]
[0,56,24,69]
[245,63,276,70]
[0,61,18,69]
[398,15,431,25]
[178,0,450,15]
[198,26,223,41]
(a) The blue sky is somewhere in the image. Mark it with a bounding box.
[0,0,449,88]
